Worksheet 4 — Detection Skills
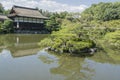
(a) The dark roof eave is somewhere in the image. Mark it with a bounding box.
[8,14,48,19]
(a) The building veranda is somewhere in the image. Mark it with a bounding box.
[0,5,48,33]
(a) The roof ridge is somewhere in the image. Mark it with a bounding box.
[13,5,38,10]
[9,5,48,19]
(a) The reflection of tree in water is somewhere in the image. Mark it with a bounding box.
[88,51,120,64]
[39,50,59,64]
[51,55,95,80]
[39,55,55,64]
[39,52,95,80]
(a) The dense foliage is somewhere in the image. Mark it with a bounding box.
[44,12,70,33]
[39,20,96,54]
[0,19,13,33]
[0,3,4,13]
[0,3,13,33]
[39,2,120,56]
[81,2,120,21]
[104,30,120,50]
[0,3,10,15]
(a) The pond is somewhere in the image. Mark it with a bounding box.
[0,34,120,80]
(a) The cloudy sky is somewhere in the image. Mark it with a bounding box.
[0,0,119,12]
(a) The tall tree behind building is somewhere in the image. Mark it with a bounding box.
[0,3,4,14]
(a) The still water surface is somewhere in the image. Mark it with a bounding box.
[0,34,120,80]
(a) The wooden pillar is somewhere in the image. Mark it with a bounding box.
[17,21,19,28]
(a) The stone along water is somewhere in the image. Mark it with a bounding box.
[0,34,120,80]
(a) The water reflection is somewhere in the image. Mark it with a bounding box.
[0,34,49,58]
[38,51,94,80]
[0,49,12,58]
[0,34,120,80]
[38,51,120,80]
[88,51,120,64]
[38,50,58,64]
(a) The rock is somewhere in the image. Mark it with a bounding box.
[89,48,97,54]
[51,48,55,51]
[59,50,63,54]
[55,49,58,52]
[44,47,51,51]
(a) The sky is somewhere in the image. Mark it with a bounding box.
[0,0,120,12]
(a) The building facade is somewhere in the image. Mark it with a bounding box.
[0,14,9,22]
[8,5,47,32]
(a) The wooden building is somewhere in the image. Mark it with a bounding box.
[8,5,47,31]
[0,14,9,22]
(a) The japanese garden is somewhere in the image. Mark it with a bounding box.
[0,1,120,80]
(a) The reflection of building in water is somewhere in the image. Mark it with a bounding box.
[9,35,40,58]
[11,48,39,58]
[0,34,48,58]
[7,41,39,58]
[16,37,19,44]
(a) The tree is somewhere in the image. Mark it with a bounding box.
[81,2,120,21]
[39,9,52,17]
[45,17,60,32]
[0,20,13,33]
[0,3,4,13]
[0,3,10,15]
[3,9,10,15]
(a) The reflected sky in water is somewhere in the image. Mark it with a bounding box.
[0,34,120,80]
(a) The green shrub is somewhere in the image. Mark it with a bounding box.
[81,2,120,21]
[39,38,53,48]
[0,19,13,33]
[104,30,120,50]
[39,2,120,55]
